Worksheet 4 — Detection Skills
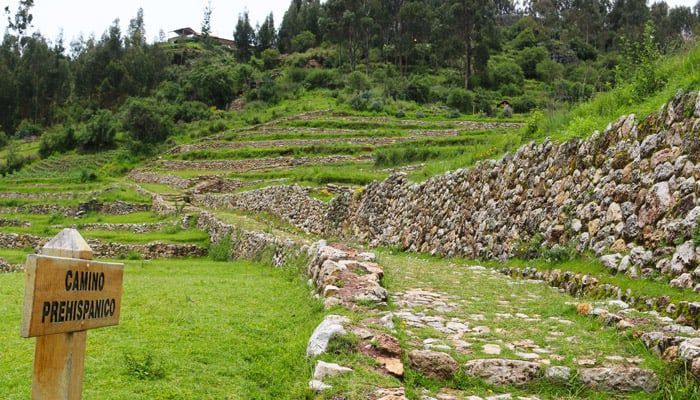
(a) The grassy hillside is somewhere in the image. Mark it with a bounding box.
[535,42,700,141]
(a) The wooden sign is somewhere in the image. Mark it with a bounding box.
[21,255,124,338]
[20,228,124,400]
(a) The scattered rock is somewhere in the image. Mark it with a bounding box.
[464,359,541,386]
[579,367,658,393]
[306,315,349,357]
[409,350,459,380]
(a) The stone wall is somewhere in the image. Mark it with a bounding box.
[207,92,700,292]
[128,170,243,194]
[160,155,372,172]
[194,185,328,234]
[195,211,302,266]
[325,92,700,289]
[0,233,206,259]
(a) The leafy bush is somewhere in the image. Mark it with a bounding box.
[0,130,8,148]
[617,22,665,100]
[305,69,340,89]
[347,71,371,92]
[489,58,525,89]
[76,109,117,151]
[39,126,77,158]
[261,48,281,70]
[286,68,307,83]
[447,88,474,113]
[349,91,372,111]
[175,101,212,123]
[121,97,174,144]
[291,31,316,52]
[536,59,565,82]
[209,234,232,262]
[517,46,548,79]
[80,169,98,182]
[0,143,34,176]
[513,95,537,113]
[183,62,237,108]
[523,111,544,140]
[404,76,431,103]
[500,105,513,118]
[14,119,43,138]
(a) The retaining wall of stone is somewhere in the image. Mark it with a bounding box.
[0,232,206,259]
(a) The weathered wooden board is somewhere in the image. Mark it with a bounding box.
[21,254,124,338]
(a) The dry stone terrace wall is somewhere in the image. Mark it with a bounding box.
[159,155,372,172]
[207,92,700,292]
[332,92,700,282]
[194,185,328,234]
[128,170,244,194]
[0,200,150,217]
[0,232,206,259]
[195,211,301,266]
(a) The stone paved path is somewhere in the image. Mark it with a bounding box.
[380,254,664,399]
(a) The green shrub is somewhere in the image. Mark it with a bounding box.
[396,110,406,118]
[347,71,371,92]
[0,130,7,148]
[517,46,548,79]
[500,105,514,118]
[405,76,430,103]
[447,88,474,113]
[121,97,174,145]
[209,235,232,262]
[513,95,537,113]
[542,244,574,262]
[76,109,117,151]
[0,143,34,176]
[291,31,316,52]
[261,48,281,70]
[14,119,42,138]
[184,62,237,108]
[286,68,307,83]
[305,69,340,89]
[536,59,565,82]
[39,126,76,158]
[489,57,525,89]
[80,169,98,182]
[523,111,544,140]
[175,101,212,123]
[349,91,371,111]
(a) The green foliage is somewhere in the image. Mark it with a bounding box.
[536,59,565,82]
[174,101,211,123]
[446,88,474,114]
[209,234,232,262]
[121,97,173,145]
[183,61,237,109]
[490,57,525,89]
[79,169,98,183]
[305,69,340,89]
[517,46,548,79]
[39,126,76,158]
[0,143,34,176]
[123,352,165,380]
[14,119,42,138]
[347,71,370,92]
[260,48,281,70]
[0,131,8,148]
[291,30,316,52]
[618,21,665,101]
[524,110,544,140]
[76,110,117,151]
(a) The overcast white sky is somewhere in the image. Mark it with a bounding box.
[1,0,698,44]
[0,1,290,43]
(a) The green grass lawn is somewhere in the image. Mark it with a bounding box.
[0,258,324,400]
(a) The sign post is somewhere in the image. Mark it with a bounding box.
[20,229,124,400]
